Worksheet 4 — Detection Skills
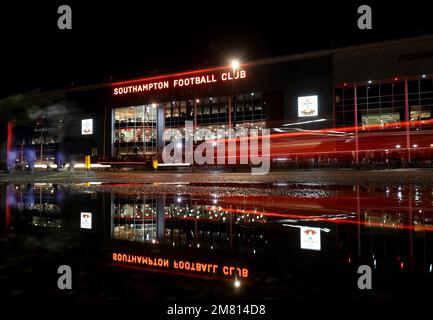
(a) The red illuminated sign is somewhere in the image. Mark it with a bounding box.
[112,252,249,278]
[113,67,247,96]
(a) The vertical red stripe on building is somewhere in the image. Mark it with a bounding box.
[7,121,13,160]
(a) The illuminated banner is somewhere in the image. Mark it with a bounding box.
[81,119,93,135]
[298,95,318,117]
[300,226,321,251]
[112,252,249,279]
[80,212,92,229]
[113,68,247,96]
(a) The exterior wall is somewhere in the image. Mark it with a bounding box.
[250,56,334,130]
[334,37,433,84]
[64,89,112,162]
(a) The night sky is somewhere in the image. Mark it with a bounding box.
[1,1,432,98]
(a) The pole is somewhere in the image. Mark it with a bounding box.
[21,139,24,170]
[354,85,359,164]
[404,79,411,164]
[356,184,361,260]
[40,127,43,162]
[85,155,91,175]
[103,106,107,160]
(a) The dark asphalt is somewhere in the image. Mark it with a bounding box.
[1,169,433,187]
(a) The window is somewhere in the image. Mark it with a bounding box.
[409,78,433,130]
[179,102,187,117]
[165,104,172,118]
[203,104,210,115]
[172,105,180,117]
[253,93,262,111]
[113,104,157,158]
[187,101,194,116]
[211,102,219,114]
[244,96,253,111]
[236,95,244,112]
[196,103,202,115]
[335,81,406,131]
[335,87,355,127]
[219,103,227,114]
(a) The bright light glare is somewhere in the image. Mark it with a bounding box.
[231,60,240,70]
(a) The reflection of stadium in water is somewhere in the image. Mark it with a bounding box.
[4,183,433,272]
[7,183,63,228]
[112,195,267,250]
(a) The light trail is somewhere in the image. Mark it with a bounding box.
[216,206,433,232]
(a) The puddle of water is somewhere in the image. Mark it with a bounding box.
[1,183,433,300]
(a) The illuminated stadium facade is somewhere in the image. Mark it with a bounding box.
[1,35,433,170]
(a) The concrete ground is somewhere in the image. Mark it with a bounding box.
[1,168,433,187]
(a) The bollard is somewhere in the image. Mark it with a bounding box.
[85,155,91,175]
[152,159,158,172]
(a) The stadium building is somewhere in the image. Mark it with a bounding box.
[1,35,433,170]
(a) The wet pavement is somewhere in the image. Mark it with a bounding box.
[3,168,433,186]
[1,171,433,301]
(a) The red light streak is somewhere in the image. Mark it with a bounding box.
[186,118,433,163]
[216,207,433,232]
[241,118,433,143]
[7,121,13,162]
[193,118,433,153]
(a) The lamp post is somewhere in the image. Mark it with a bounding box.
[40,124,43,162]
[229,59,241,130]
[229,60,240,168]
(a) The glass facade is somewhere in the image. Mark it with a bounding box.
[164,93,266,138]
[334,76,433,165]
[113,104,157,159]
[112,93,266,160]
[113,195,158,241]
[408,79,433,130]
[335,78,433,131]
[112,194,266,248]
